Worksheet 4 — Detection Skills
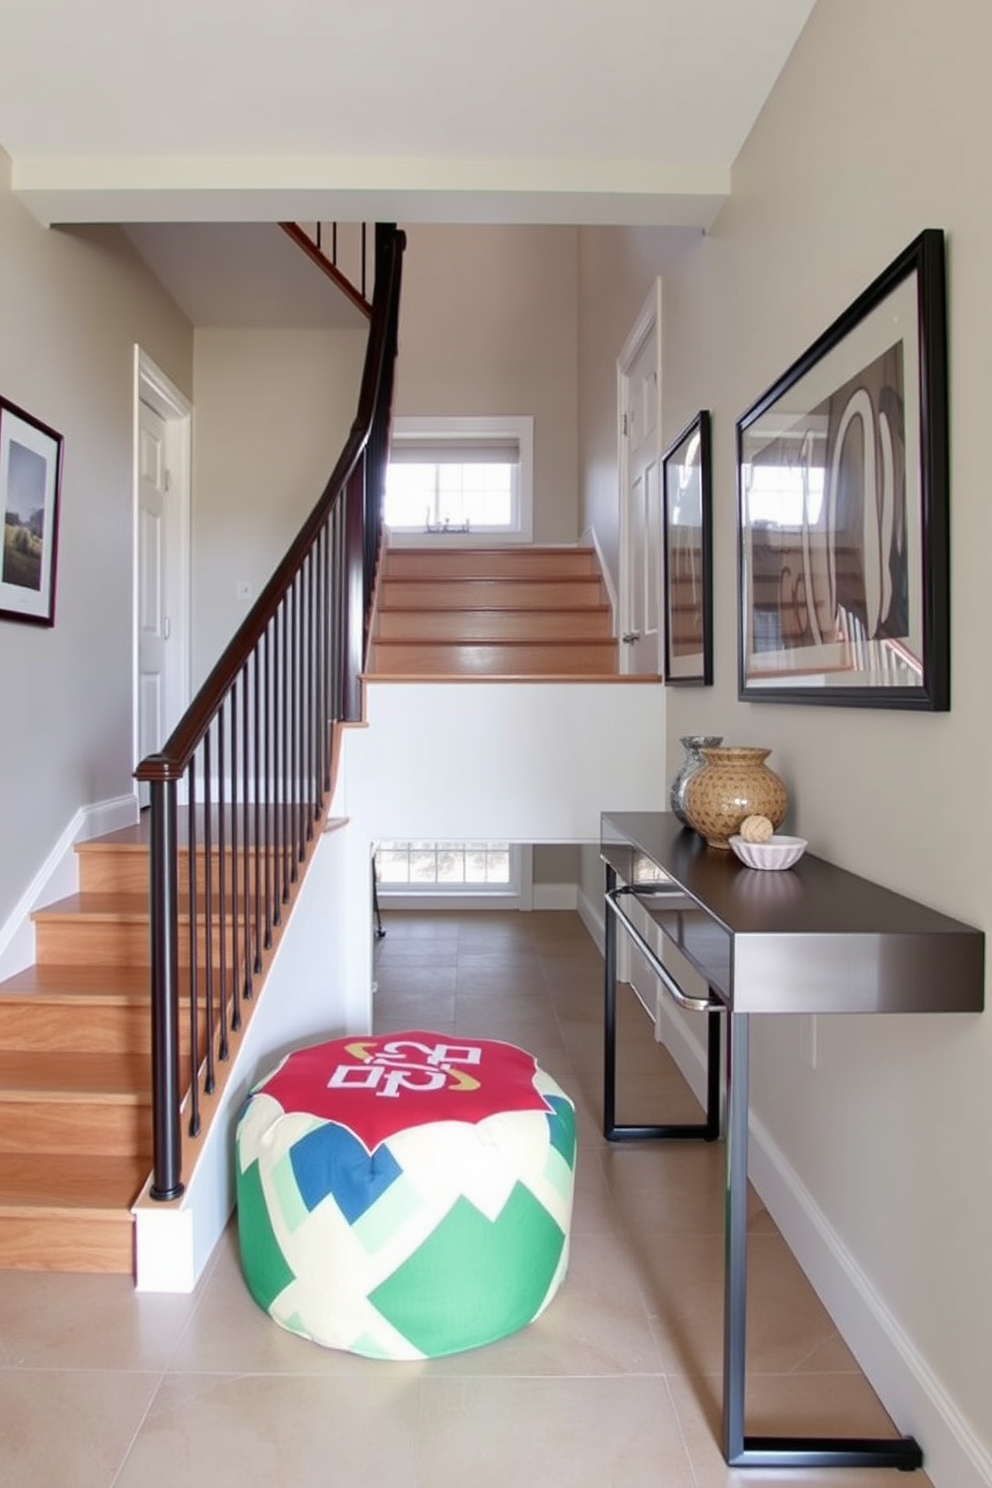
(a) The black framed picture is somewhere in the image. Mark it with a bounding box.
[0,395,64,627]
[662,409,712,685]
[736,229,948,709]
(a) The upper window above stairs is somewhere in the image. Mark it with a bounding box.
[386,416,533,544]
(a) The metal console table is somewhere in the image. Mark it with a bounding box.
[601,810,984,1473]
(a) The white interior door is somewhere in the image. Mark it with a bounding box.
[618,282,663,675]
[134,349,191,806]
[137,400,170,772]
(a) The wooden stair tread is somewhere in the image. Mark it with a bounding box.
[32,892,150,923]
[0,1050,151,1098]
[0,963,152,1001]
[367,671,659,683]
[0,1153,149,1211]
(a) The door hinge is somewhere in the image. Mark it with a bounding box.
[164,468,172,492]
[163,616,172,640]
[622,413,629,437]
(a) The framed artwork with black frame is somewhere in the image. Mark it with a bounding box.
[0,395,64,627]
[736,228,948,709]
[662,409,713,685]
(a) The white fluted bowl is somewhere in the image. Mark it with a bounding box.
[729,834,807,871]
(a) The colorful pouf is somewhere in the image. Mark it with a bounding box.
[235,1030,576,1359]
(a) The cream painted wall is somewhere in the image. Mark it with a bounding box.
[393,224,580,543]
[190,327,367,683]
[0,154,192,929]
[578,0,992,1467]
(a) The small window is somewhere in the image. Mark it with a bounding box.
[375,841,513,891]
[385,416,533,542]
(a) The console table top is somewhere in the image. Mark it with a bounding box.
[601,811,985,1015]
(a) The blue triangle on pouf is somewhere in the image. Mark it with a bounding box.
[289,1121,403,1221]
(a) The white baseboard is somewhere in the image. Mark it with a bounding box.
[653,997,992,1488]
[0,793,139,981]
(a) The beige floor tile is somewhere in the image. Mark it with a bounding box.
[600,1140,765,1236]
[419,1375,695,1488]
[372,964,457,995]
[0,1368,159,1488]
[635,1229,848,1378]
[0,1269,195,1371]
[115,1372,422,1488]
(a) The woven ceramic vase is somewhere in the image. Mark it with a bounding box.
[683,745,787,850]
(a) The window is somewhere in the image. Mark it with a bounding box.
[373,840,532,910]
[385,416,533,542]
[375,841,513,889]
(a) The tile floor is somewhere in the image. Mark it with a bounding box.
[0,909,929,1487]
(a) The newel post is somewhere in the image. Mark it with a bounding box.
[148,774,185,1200]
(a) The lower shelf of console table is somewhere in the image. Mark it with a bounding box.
[600,810,984,1472]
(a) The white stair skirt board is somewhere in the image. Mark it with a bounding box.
[134,821,372,1292]
[0,793,139,981]
[652,995,992,1488]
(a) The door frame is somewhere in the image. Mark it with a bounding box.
[132,346,192,799]
[617,277,663,674]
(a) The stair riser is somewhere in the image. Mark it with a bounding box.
[78,847,274,898]
[0,1100,152,1157]
[371,641,619,676]
[0,1003,205,1055]
[384,549,598,580]
[35,918,242,969]
[376,609,612,642]
[0,1213,134,1272]
[379,578,605,610]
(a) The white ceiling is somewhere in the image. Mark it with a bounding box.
[0,0,817,229]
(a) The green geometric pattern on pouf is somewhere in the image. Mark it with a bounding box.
[235,1031,576,1359]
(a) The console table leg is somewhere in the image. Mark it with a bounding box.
[723,1011,750,1463]
[720,1013,923,1471]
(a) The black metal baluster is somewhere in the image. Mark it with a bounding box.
[216,701,229,1062]
[242,661,254,998]
[202,730,216,1093]
[252,647,262,975]
[271,605,283,929]
[262,625,273,948]
[148,776,184,1199]
[229,674,242,1032]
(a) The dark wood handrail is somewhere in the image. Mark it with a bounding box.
[279,221,373,319]
[135,224,405,1202]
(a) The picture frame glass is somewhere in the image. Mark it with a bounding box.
[0,401,63,626]
[663,411,711,684]
[737,232,946,708]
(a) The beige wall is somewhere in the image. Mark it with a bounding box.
[579,0,992,1461]
[394,224,580,543]
[0,155,192,927]
[190,327,367,681]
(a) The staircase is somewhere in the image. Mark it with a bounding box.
[0,825,166,1270]
[368,544,625,677]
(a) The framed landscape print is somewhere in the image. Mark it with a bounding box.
[736,229,948,709]
[0,396,64,627]
[662,409,712,684]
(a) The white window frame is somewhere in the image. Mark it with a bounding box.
[385,415,534,546]
[374,842,534,911]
